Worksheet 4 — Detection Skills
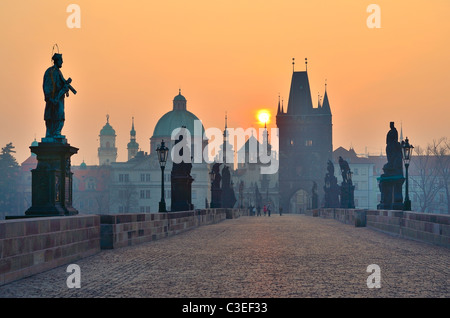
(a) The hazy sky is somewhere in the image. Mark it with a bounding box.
[1,0,449,165]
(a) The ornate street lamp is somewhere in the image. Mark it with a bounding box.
[156,140,169,212]
[209,168,215,208]
[401,137,414,211]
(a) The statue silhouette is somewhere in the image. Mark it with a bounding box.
[42,52,76,140]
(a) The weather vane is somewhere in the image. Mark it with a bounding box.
[305,58,308,71]
[292,58,295,72]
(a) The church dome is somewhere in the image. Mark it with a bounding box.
[152,91,205,138]
[152,109,204,137]
[100,115,116,136]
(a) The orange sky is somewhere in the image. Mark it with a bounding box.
[0,0,449,165]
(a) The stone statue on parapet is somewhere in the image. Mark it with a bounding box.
[42,50,77,141]
[384,121,403,175]
[221,165,237,208]
[338,156,350,183]
[323,160,340,208]
[377,121,405,210]
[212,162,222,189]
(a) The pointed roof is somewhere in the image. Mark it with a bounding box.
[321,89,331,114]
[286,71,313,115]
[277,96,281,114]
[130,117,136,137]
[400,123,404,142]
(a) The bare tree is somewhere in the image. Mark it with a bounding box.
[410,145,442,212]
[113,182,138,213]
[429,138,450,214]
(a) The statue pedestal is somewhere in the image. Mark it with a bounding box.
[25,141,78,217]
[377,174,404,210]
[211,188,222,208]
[171,174,194,212]
[340,181,355,209]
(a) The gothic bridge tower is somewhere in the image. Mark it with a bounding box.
[276,59,333,213]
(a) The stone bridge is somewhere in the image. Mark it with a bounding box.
[0,208,448,298]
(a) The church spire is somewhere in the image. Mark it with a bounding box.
[130,116,136,136]
[127,116,139,161]
[400,122,404,142]
[321,80,331,114]
[277,94,281,114]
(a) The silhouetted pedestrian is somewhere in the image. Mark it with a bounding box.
[257,206,261,216]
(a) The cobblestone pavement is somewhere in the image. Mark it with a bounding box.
[0,215,449,298]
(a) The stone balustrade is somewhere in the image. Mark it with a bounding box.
[0,215,100,286]
[308,208,449,248]
[0,208,247,286]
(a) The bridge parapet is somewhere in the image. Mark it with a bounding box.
[0,215,100,286]
[0,208,247,286]
[309,208,449,248]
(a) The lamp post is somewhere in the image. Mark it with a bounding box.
[209,169,215,208]
[156,140,169,212]
[402,137,414,211]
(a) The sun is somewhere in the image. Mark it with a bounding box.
[257,109,271,125]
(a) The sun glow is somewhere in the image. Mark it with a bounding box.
[257,110,271,126]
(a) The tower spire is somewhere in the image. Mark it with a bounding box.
[225,111,228,129]
[400,122,404,142]
[321,81,331,114]
[277,94,281,114]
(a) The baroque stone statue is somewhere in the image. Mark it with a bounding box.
[384,121,403,175]
[323,160,340,208]
[43,52,76,141]
[377,121,404,210]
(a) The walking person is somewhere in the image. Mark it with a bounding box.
[267,204,271,217]
[263,205,267,216]
[257,205,261,216]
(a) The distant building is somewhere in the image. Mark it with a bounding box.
[98,115,118,165]
[108,91,210,213]
[332,147,377,209]
[277,65,333,213]
[232,129,279,211]
[72,162,111,214]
